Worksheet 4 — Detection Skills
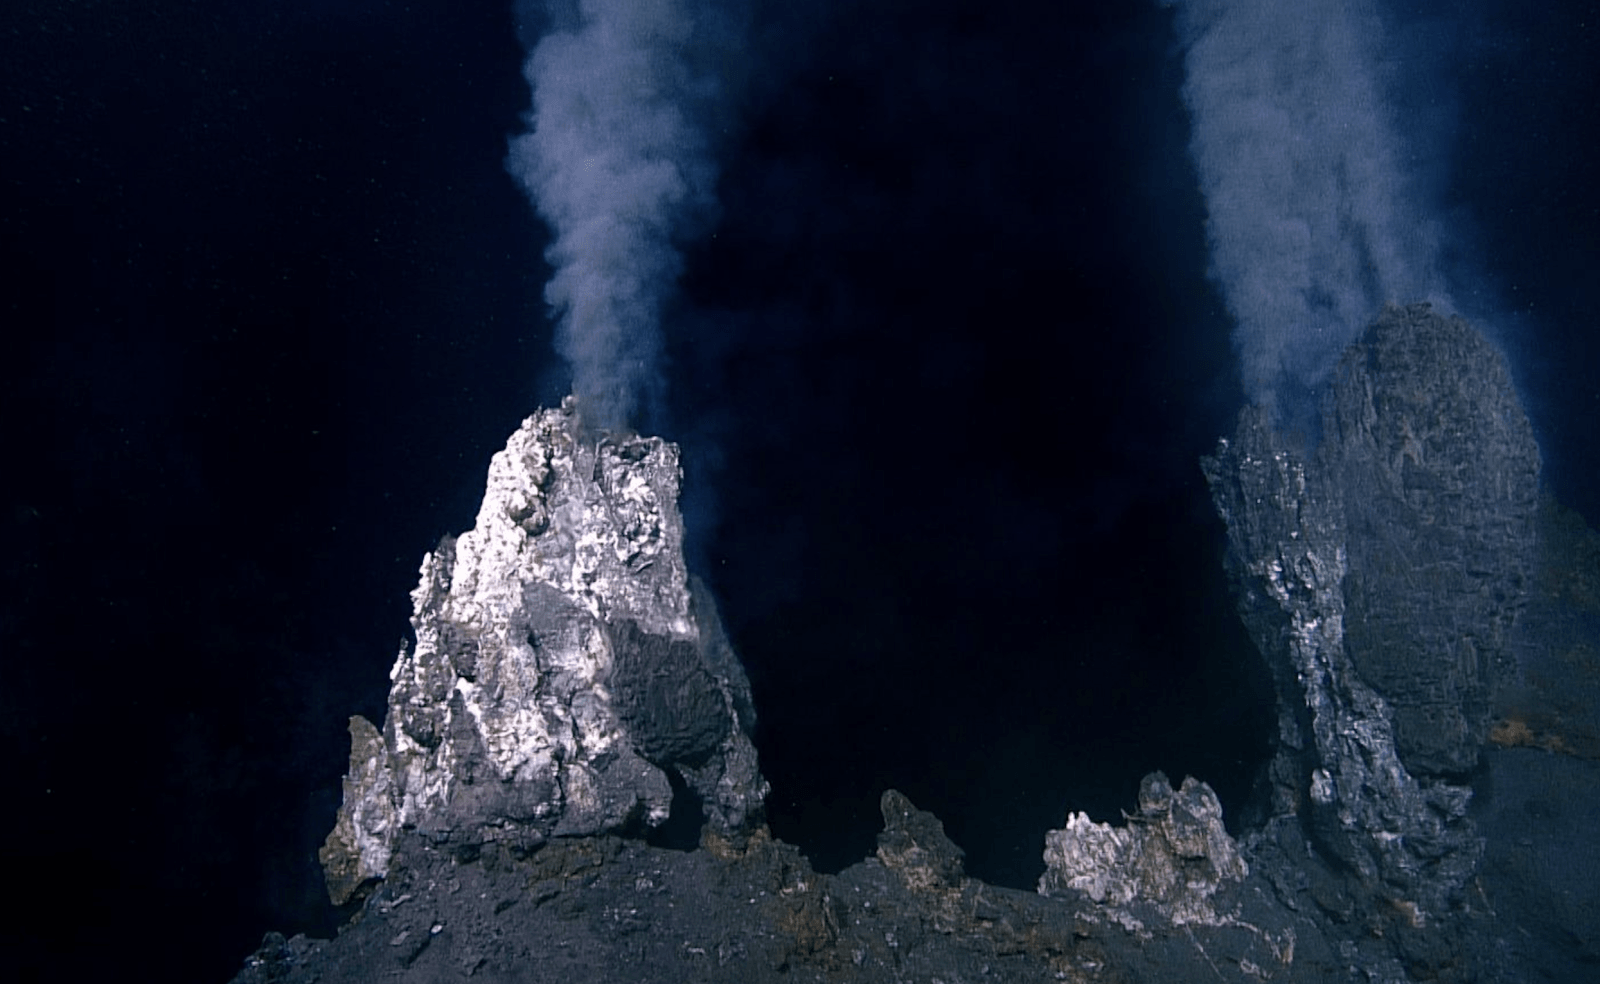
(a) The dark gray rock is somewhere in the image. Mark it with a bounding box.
[249,341,1586,984]
[876,789,966,893]
[1202,303,1538,919]
[248,779,1532,984]
[1473,748,1600,982]
[1326,303,1540,777]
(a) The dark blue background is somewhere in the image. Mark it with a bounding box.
[2,2,1594,981]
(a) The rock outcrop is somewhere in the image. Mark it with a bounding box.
[318,399,766,905]
[1201,303,1540,917]
[241,306,1584,983]
[1040,772,1247,928]
[1325,304,1541,776]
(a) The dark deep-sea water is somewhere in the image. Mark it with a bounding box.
[1,1,1595,980]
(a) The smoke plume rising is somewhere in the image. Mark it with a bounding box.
[507,0,735,432]
[1164,0,1450,433]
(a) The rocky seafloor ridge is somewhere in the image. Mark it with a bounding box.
[235,307,1600,984]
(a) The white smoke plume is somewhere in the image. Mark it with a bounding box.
[507,0,736,432]
[1164,0,1450,431]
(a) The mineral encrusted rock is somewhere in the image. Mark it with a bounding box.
[239,310,1580,984]
[1039,772,1247,927]
[319,399,767,904]
[319,716,395,907]
[1201,303,1539,917]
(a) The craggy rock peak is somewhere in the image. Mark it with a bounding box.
[1040,772,1247,929]
[319,399,766,905]
[1202,304,1539,917]
[238,317,1591,982]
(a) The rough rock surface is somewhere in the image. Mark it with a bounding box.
[239,784,1535,984]
[318,399,766,906]
[240,792,1317,984]
[1473,497,1600,983]
[1325,304,1541,776]
[1201,304,1536,917]
[238,328,1598,982]
[1040,772,1247,928]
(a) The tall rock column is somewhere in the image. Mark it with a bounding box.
[320,399,766,905]
[1325,304,1540,776]
[1203,304,1538,916]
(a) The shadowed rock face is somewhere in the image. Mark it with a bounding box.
[1202,303,1540,914]
[319,400,766,905]
[1325,305,1540,777]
